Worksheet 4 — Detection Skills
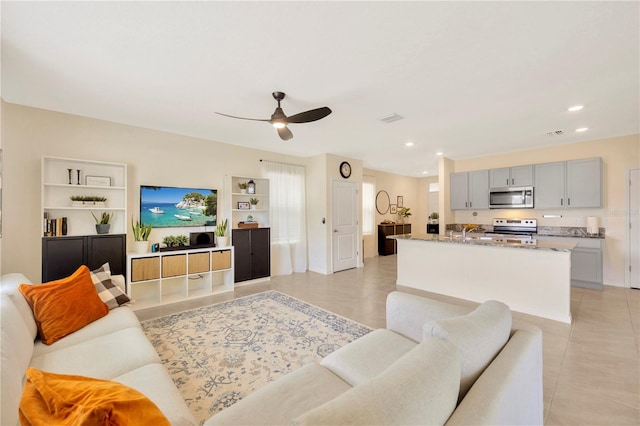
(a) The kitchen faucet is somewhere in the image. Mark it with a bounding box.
[462,224,478,239]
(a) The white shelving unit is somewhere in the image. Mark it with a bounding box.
[42,156,127,236]
[228,175,270,231]
[126,246,234,310]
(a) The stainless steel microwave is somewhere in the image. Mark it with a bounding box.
[489,186,534,209]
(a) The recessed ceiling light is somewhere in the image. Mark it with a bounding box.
[422,171,428,174]
[405,141,414,147]
[568,105,584,112]
[436,152,444,156]
[576,127,589,132]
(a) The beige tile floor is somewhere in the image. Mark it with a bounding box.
[136,255,640,425]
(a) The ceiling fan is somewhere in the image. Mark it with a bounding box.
[215,92,332,141]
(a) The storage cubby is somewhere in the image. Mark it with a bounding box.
[127,247,234,310]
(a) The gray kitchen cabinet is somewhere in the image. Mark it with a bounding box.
[535,158,602,209]
[566,157,602,208]
[450,172,469,210]
[489,165,534,188]
[534,162,565,209]
[536,236,603,289]
[450,171,489,210]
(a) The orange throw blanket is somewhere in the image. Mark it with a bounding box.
[19,368,170,426]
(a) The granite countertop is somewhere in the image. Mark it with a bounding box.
[392,233,577,252]
[446,224,605,239]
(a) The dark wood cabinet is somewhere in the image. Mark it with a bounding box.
[42,234,126,282]
[232,228,270,283]
[378,224,411,256]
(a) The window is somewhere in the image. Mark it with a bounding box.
[362,176,375,235]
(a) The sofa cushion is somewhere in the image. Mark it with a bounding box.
[386,291,472,342]
[114,363,197,425]
[1,273,38,340]
[91,263,131,309]
[320,329,417,386]
[19,367,170,426]
[32,306,142,357]
[205,363,351,426]
[19,265,109,345]
[1,294,35,426]
[292,337,461,426]
[30,327,160,380]
[424,300,512,401]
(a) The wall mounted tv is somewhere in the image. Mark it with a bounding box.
[140,185,217,228]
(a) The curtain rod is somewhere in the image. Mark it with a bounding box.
[259,159,305,168]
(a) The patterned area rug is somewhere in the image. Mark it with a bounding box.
[141,290,372,424]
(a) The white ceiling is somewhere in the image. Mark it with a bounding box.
[2,1,638,177]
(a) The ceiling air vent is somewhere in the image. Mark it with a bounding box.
[545,129,564,136]
[378,113,404,123]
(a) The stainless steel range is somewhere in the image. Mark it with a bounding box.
[491,218,537,235]
[488,218,537,245]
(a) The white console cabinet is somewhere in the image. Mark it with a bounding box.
[126,246,234,310]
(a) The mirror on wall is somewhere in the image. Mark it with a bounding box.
[376,190,390,215]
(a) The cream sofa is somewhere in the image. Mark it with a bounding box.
[206,291,544,425]
[0,272,196,426]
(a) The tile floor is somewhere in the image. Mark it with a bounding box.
[136,255,640,425]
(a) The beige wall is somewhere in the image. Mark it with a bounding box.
[362,168,421,258]
[447,134,640,287]
[1,102,312,281]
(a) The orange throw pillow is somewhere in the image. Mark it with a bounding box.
[19,266,108,345]
[19,367,170,426]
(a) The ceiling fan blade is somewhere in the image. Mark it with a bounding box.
[215,112,270,122]
[277,126,293,141]
[284,107,332,124]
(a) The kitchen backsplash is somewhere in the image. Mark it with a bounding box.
[445,223,605,239]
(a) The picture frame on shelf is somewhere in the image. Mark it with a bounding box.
[397,196,403,208]
[390,204,397,214]
[237,201,250,210]
[86,175,111,187]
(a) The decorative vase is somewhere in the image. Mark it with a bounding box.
[240,189,247,194]
[133,241,149,254]
[95,224,110,234]
[216,236,229,247]
[251,204,257,210]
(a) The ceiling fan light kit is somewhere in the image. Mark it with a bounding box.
[216,92,332,141]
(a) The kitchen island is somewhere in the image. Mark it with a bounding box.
[394,234,576,323]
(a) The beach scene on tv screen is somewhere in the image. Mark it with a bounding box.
[140,186,217,227]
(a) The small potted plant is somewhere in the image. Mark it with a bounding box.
[91,211,113,234]
[238,182,248,194]
[429,212,439,224]
[398,207,412,224]
[131,216,153,253]
[215,218,229,247]
[249,198,259,210]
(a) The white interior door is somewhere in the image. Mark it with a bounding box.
[332,180,358,272]
[629,168,639,288]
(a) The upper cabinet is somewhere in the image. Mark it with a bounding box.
[489,165,534,188]
[42,156,127,236]
[450,170,489,210]
[535,158,602,209]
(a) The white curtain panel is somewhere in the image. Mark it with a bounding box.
[261,161,307,275]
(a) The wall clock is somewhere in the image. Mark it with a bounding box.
[339,161,352,179]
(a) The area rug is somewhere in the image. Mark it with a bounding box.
[141,290,372,424]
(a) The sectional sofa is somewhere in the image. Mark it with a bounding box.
[206,291,544,425]
[0,271,196,425]
[2,268,542,425]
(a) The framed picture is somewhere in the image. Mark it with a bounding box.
[390,204,397,214]
[397,196,404,208]
[86,175,111,187]
[237,201,250,210]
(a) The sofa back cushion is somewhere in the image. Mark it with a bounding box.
[424,300,512,401]
[292,337,461,426]
[19,266,109,345]
[1,294,35,426]
[1,273,38,340]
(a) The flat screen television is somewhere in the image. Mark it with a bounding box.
[140,185,217,228]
